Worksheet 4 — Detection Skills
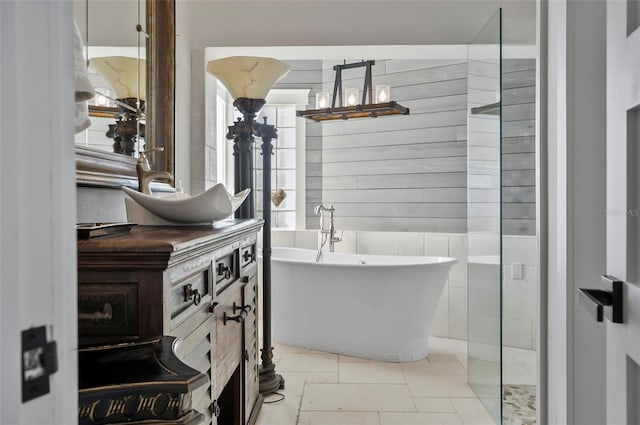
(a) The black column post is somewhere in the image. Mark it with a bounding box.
[227,98,266,218]
[254,117,285,394]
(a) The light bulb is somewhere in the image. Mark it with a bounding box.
[316,92,329,109]
[345,88,359,106]
[376,85,390,103]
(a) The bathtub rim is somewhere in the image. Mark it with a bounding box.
[264,246,457,268]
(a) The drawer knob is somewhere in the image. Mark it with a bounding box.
[183,284,202,306]
[217,263,232,279]
[243,250,255,262]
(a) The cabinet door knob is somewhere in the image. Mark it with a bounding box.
[223,311,246,324]
[234,303,251,314]
[208,301,218,314]
[210,400,221,417]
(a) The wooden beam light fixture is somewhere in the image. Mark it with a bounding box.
[297,60,410,122]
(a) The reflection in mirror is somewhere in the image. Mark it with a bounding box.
[89,56,146,156]
[73,0,146,157]
[75,0,174,189]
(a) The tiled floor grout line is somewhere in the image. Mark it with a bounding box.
[294,374,307,425]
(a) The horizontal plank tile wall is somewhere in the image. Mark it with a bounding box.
[502,59,536,235]
[301,58,535,235]
[310,59,468,232]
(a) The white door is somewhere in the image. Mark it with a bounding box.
[0,1,77,423]
[605,1,640,423]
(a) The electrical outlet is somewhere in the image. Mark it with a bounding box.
[511,263,524,280]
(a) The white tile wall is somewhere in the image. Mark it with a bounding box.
[502,235,538,265]
[425,234,449,257]
[294,230,319,250]
[271,230,295,247]
[449,235,468,289]
[502,318,533,350]
[356,231,425,256]
[333,230,357,254]
[268,230,538,349]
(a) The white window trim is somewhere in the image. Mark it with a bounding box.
[263,89,310,230]
[217,88,309,230]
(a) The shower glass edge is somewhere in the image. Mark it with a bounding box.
[467,8,503,424]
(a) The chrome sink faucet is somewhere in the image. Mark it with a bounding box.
[314,204,342,256]
[137,147,174,194]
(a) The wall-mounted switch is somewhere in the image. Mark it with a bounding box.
[511,263,524,280]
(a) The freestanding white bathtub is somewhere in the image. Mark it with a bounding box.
[270,247,456,362]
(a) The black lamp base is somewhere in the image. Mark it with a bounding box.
[259,362,285,394]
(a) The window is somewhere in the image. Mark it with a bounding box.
[220,88,309,229]
[255,105,297,229]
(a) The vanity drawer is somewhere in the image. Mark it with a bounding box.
[215,251,239,294]
[214,288,244,397]
[240,244,256,269]
[168,266,213,332]
[78,281,139,341]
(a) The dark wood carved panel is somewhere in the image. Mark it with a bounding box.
[79,337,207,425]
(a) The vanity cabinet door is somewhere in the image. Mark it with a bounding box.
[214,288,244,398]
[168,261,216,425]
[243,272,260,424]
[172,314,216,425]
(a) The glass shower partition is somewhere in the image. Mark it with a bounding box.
[467,8,503,424]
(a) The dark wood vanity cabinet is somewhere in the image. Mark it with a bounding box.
[78,219,263,425]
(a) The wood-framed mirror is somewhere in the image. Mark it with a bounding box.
[75,0,174,188]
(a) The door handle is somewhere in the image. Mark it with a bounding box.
[578,275,624,323]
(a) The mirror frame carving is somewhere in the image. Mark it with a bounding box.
[75,0,175,188]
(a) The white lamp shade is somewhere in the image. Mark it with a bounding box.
[89,56,146,100]
[206,56,291,100]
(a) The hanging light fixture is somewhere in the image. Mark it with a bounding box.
[297,60,409,122]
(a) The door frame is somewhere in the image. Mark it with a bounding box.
[0,1,78,423]
[543,0,608,423]
[535,0,548,423]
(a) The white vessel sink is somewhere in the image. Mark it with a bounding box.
[122,184,250,225]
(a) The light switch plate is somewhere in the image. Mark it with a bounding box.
[511,263,524,280]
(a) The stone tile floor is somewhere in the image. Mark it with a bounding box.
[255,337,537,425]
[502,385,536,425]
